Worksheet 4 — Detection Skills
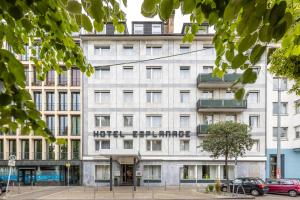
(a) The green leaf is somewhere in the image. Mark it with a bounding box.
[81,14,93,32]
[250,44,266,64]
[223,0,244,22]
[89,0,103,23]
[181,0,195,15]
[269,1,286,26]
[122,0,127,7]
[272,21,287,41]
[142,0,157,14]
[159,0,174,21]
[115,23,125,33]
[259,25,272,42]
[238,32,257,53]
[235,88,245,101]
[21,18,34,32]
[67,1,82,14]
[8,5,24,20]
[0,94,12,106]
[241,68,257,84]
[232,53,247,68]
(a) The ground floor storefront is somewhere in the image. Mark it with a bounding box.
[0,160,82,185]
[82,157,266,188]
[266,149,300,179]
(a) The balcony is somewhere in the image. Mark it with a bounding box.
[197,124,208,136]
[197,73,242,88]
[197,99,247,112]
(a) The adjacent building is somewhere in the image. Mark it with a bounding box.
[81,21,267,187]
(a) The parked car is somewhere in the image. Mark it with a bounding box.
[0,179,7,195]
[266,179,300,197]
[221,177,269,196]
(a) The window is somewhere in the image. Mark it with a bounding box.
[123,66,133,79]
[124,140,133,149]
[95,66,110,79]
[203,114,213,124]
[123,90,133,103]
[296,126,300,139]
[95,165,110,180]
[249,115,259,128]
[71,140,80,160]
[180,140,189,151]
[59,92,68,111]
[152,24,161,34]
[94,45,110,55]
[58,70,68,86]
[180,91,190,103]
[95,91,110,104]
[71,115,80,136]
[46,70,55,86]
[146,67,162,79]
[146,45,162,56]
[201,165,211,179]
[123,115,133,127]
[197,26,209,34]
[248,91,259,103]
[224,91,234,99]
[46,115,55,135]
[123,45,134,55]
[180,45,190,54]
[34,140,42,160]
[225,114,236,122]
[146,116,162,128]
[203,66,213,73]
[33,91,42,111]
[46,92,55,111]
[146,140,162,151]
[202,90,213,99]
[59,115,68,136]
[144,165,161,180]
[273,102,288,114]
[295,100,300,114]
[95,140,110,150]
[95,115,110,127]
[180,66,190,79]
[25,67,29,86]
[273,77,288,91]
[71,68,80,86]
[180,165,196,180]
[146,91,162,103]
[21,140,29,160]
[8,140,16,156]
[180,115,190,128]
[273,127,288,139]
[32,67,42,86]
[71,92,80,111]
[133,24,143,34]
[250,140,260,152]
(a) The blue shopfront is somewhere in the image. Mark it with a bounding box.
[0,161,81,186]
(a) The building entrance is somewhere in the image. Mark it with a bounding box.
[121,164,133,185]
[18,168,36,185]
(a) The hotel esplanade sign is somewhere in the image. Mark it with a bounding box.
[93,130,191,138]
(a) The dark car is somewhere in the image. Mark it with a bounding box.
[267,179,300,197]
[221,177,269,196]
[0,179,7,194]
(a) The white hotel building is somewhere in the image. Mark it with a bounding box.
[81,21,267,187]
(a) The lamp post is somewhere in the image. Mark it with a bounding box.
[66,162,71,189]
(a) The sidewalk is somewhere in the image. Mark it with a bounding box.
[3,186,254,200]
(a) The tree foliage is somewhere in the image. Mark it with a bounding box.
[141,0,300,99]
[202,121,254,183]
[0,0,125,141]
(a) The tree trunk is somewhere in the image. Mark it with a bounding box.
[225,153,229,193]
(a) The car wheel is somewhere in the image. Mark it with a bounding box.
[251,189,259,196]
[222,187,227,192]
[288,190,297,197]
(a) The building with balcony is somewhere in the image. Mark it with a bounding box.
[0,44,82,185]
[266,73,300,179]
[81,21,267,188]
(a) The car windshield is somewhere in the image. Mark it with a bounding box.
[256,179,265,184]
[233,179,242,184]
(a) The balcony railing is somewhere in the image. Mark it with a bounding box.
[34,152,42,160]
[197,73,242,88]
[197,99,247,110]
[72,152,80,160]
[58,80,68,86]
[47,152,55,160]
[45,80,55,86]
[59,152,68,160]
[45,103,55,111]
[71,79,80,86]
[32,80,42,86]
[59,103,68,111]
[0,153,3,160]
[196,124,209,135]
[71,103,80,111]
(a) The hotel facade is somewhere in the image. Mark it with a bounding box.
[81,22,267,187]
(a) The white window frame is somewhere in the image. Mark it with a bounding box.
[134,24,144,34]
[180,140,190,152]
[123,90,134,104]
[146,66,162,79]
[123,140,133,149]
[180,90,190,104]
[180,45,191,54]
[180,66,190,79]
[123,45,134,55]
[123,115,133,127]
[146,115,162,128]
[180,115,190,128]
[95,66,110,79]
[95,115,110,127]
[146,45,162,56]
[152,24,162,34]
[146,140,162,151]
[94,45,110,55]
[249,115,259,128]
[248,91,260,103]
[146,91,162,104]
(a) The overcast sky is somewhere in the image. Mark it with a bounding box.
[121,0,190,33]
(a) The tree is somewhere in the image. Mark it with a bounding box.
[141,0,300,99]
[0,0,125,141]
[202,121,254,189]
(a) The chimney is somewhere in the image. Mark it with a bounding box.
[164,11,175,34]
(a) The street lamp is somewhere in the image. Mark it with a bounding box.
[66,162,71,189]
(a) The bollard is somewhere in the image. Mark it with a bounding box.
[12,182,14,190]
[164,181,166,191]
[18,183,20,194]
[147,181,149,191]
[31,181,33,190]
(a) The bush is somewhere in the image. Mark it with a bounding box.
[208,184,214,192]
[215,180,221,193]
[205,186,210,193]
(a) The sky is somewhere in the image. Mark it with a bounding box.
[121,0,190,33]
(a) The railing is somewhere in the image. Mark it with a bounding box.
[71,79,80,86]
[20,152,30,160]
[197,99,247,109]
[59,103,68,111]
[196,124,209,135]
[71,130,80,136]
[58,80,68,86]
[31,80,42,86]
[72,152,80,160]
[59,152,68,160]
[47,152,55,160]
[45,80,55,86]
[58,129,68,136]
[197,73,242,85]
[45,103,55,111]
[34,152,42,160]
[35,103,42,111]
[0,152,3,160]
[71,103,80,111]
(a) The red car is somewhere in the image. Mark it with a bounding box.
[267,179,300,197]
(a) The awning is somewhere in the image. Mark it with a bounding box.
[101,151,141,164]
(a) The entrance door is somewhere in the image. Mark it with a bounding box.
[121,165,133,185]
[19,168,36,185]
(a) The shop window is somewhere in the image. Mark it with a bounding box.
[144,165,161,180]
[95,165,110,180]
[180,165,196,180]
